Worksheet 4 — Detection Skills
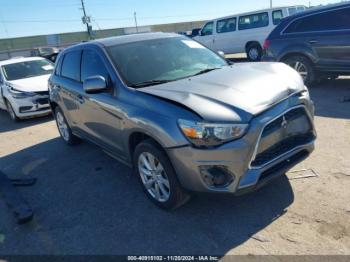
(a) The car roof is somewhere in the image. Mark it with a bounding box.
[282,2,350,22]
[208,5,306,21]
[92,32,180,47]
[0,56,45,66]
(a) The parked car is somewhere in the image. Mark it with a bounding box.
[194,6,306,61]
[0,57,54,121]
[30,47,61,63]
[49,33,316,209]
[262,3,350,85]
[189,28,201,38]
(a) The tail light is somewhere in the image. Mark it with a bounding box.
[263,39,271,50]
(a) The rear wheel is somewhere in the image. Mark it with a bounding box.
[5,100,19,122]
[54,107,80,145]
[133,139,190,210]
[246,43,262,61]
[283,55,316,85]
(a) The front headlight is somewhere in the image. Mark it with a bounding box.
[8,87,36,99]
[178,119,248,147]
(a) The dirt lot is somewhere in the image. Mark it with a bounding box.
[0,78,349,256]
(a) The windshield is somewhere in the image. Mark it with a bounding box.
[2,59,54,81]
[107,37,228,87]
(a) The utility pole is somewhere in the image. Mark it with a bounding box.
[270,0,273,8]
[134,11,139,33]
[80,0,92,39]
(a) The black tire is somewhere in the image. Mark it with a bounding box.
[246,43,262,61]
[54,107,80,145]
[5,100,19,122]
[133,139,190,210]
[283,55,316,86]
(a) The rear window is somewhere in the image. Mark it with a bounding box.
[217,17,237,33]
[238,12,269,30]
[272,10,283,25]
[61,51,81,82]
[284,7,350,34]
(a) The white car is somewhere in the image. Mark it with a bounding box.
[194,5,306,61]
[0,57,54,121]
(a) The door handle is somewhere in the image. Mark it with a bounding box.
[309,40,318,45]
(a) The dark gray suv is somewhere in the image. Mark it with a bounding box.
[49,33,316,209]
[262,3,350,85]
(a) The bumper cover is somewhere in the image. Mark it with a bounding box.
[167,100,316,194]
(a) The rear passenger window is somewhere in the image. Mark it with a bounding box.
[61,51,81,82]
[272,10,283,25]
[81,50,109,82]
[217,17,237,33]
[284,7,350,33]
[239,12,269,30]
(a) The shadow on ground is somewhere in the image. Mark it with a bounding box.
[310,78,350,120]
[0,137,294,255]
[0,110,53,133]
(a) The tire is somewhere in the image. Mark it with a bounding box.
[54,107,80,145]
[5,100,19,122]
[133,139,190,210]
[283,55,316,86]
[246,43,262,61]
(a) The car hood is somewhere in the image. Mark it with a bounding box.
[8,74,51,92]
[139,62,304,122]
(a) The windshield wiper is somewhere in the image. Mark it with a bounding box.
[192,67,221,77]
[129,79,173,88]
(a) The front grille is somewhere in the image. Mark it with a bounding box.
[36,97,49,105]
[251,107,314,167]
[35,91,49,96]
[252,133,314,167]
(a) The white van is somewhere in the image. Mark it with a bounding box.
[194,6,306,61]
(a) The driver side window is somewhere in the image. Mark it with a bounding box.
[201,22,214,36]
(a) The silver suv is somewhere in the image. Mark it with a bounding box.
[49,33,316,209]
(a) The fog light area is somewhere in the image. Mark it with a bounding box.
[199,166,235,188]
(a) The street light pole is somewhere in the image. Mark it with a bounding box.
[134,11,139,33]
[80,0,91,39]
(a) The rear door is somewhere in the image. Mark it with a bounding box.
[284,6,350,72]
[57,50,83,130]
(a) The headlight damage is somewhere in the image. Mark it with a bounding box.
[178,119,248,147]
[8,86,36,99]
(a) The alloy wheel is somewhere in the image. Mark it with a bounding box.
[56,111,70,141]
[138,152,171,202]
[289,61,308,81]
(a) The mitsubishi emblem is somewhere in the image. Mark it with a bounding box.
[281,115,288,129]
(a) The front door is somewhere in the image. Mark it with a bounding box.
[78,48,125,157]
[195,21,215,50]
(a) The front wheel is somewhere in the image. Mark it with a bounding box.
[283,56,316,86]
[5,100,19,122]
[133,139,190,210]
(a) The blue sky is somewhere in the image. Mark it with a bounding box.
[0,0,342,39]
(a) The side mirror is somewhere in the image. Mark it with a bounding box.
[83,76,107,94]
[218,51,225,58]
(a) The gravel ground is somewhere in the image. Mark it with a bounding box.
[0,78,349,256]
